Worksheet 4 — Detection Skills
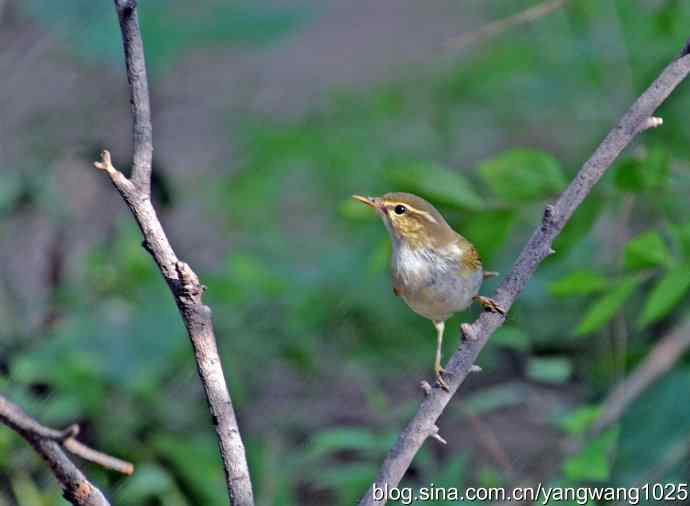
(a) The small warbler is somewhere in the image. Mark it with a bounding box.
[353,192,504,390]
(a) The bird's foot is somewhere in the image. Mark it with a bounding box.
[434,364,450,392]
[473,295,506,315]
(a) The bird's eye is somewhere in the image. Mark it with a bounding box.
[394,205,407,215]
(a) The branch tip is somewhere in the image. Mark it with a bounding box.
[419,380,433,396]
[115,0,137,11]
[93,150,115,174]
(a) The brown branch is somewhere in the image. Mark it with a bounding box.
[359,41,690,506]
[114,0,153,194]
[0,394,133,475]
[96,2,255,504]
[447,0,569,51]
[0,394,122,506]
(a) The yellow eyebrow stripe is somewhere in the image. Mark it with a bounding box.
[386,202,439,224]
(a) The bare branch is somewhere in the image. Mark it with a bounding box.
[592,318,690,435]
[447,0,569,51]
[96,2,255,504]
[0,394,118,506]
[359,42,690,506]
[114,0,153,194]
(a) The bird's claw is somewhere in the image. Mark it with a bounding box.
[473,295,506,315]
[434,365,451,392]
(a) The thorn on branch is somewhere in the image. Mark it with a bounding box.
[461,323,479,341]
[634,116,663,135]
[470,365,482,373]
[419,380,433,396]
[430,425,447,445]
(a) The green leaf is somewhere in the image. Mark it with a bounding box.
[304,428,391,461]
[491,326,531,351]
[11,473,44,506]
[463,383,525,416]
[459,209,516,262]
[313,463,378,506]
[614,146,669,193]
[669,222,690,258]
[563,427,619,482]
[116,463,175,502]
[526,357,573,383]
[153,434,227,505]
[548,270,609,297]
[478,149,566,203]
[614,158,646,192]
[623,231,671,270]
[575,275,643,335]
[388,162,484,211]
[560,405,602,435]
[638,263,690,328]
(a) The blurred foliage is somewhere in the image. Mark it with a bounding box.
[3,0,690,505]
[20,0,310,71]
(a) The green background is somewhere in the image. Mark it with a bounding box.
[1,0,690,504]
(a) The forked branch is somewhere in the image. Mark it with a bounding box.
[359,40,690,506]
[0,393,133,506]
[94,1,255,504]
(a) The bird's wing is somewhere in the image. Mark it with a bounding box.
[455,232,482,275]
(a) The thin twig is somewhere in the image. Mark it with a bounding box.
[64,439,135,476]
[96,2,255,504]
[359,40,690,506]
[591,318,690,435]
[0,394,133,475]
[447,0,569,51]
[114,0,153,194]
[0,396,133,477]
[0,394,113,506]
[506,318,690,506]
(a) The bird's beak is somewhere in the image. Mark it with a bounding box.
[352,195,381,209]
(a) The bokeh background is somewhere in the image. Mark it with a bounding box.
[2,0,690,504]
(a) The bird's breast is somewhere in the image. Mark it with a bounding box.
[392,245,482,321]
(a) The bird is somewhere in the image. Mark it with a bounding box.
[352,192,504,391]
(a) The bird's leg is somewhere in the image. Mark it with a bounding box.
[473,295,506,315]
[433,320,450,391]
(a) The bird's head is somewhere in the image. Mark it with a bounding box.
[352,192,454,249]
